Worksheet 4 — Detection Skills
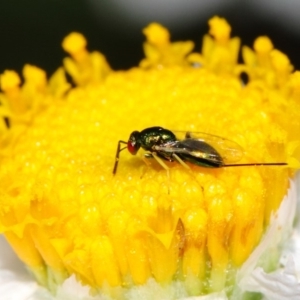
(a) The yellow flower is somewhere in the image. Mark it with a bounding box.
[0,16,300,299]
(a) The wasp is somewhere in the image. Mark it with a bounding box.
[113,126,287,175]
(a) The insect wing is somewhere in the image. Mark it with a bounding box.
[152,139,223,166]
[177,138,224,165]
[173,131,244,164]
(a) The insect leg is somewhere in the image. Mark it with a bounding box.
[185,131,192,138]
[172,153,190,169]
[140,154,153,179]
[113,140,127,175]
[151,152,171,194]
[172,154,204,194]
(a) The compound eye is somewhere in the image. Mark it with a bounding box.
[127,140,137,154]
[127,131,140,155]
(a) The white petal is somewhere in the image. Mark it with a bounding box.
[237,174,300,299]
[0,235,39,300]
[245,257,300,300]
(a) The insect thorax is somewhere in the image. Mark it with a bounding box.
[139,127,176,151]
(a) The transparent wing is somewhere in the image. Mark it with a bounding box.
[154,131,244,164]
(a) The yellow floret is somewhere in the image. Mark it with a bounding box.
[140,23,194,68]
[188,17,240,74]
[208,16,231,43]
[0,16,299,299]
[62,32,111,86]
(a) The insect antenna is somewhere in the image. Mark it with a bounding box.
[113,140,127,175]
[222,162,287,167]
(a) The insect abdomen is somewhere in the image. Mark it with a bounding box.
[178,153,222,167]
[175,139,224,167]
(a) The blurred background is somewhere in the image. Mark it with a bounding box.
[1,0,300,76]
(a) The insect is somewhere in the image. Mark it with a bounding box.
[112,126,287,175]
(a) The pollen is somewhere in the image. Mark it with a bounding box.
[0,17,300,299]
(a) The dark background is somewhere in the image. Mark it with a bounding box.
[1,0,299,77]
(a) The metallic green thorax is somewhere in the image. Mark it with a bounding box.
[131,126,176,152]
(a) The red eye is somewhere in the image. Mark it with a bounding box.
[127,130,140,155]
[128,141,137,154]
